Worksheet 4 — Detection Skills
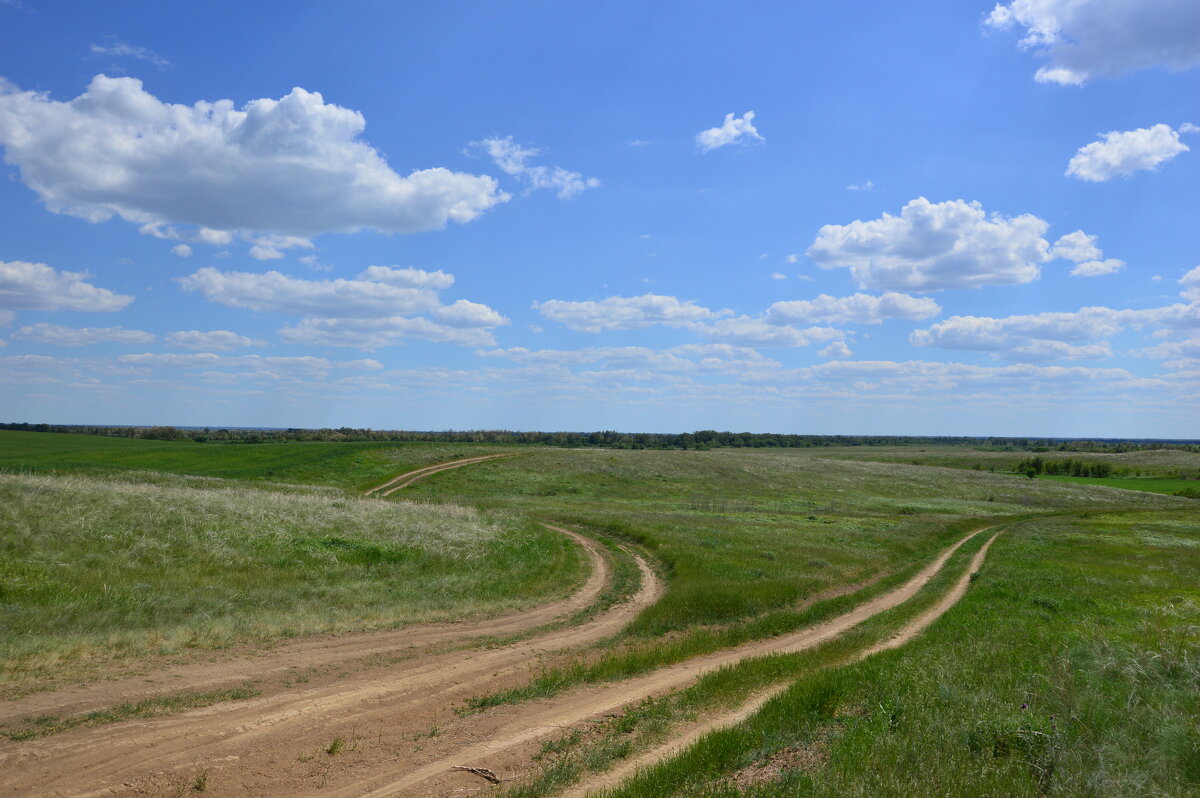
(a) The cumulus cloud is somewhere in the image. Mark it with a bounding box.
[985,0,1200,84]
[0,260,133,311]
[691,317,843,348]
[178,267,447,317]
[534,294,729,333]
[764,292,940,325]
[807,198,1056,291]
[475,136,599,199]
[911,301,1200,362]
[1050,230,1101,262]
[1181,266,1200,301]
[12,323,154,346]
[1066,124,1191,181]
[0,76,508,247]
[1070,259,1125,277]
[819,341,853,358]
[695,111,763,153]
[166,330,264,351]
[1050,230,1125,276]
[179,265,506,350]
[171,244,192,258]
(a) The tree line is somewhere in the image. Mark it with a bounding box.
[2,422,1198,453]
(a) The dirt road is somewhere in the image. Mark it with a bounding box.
[561,529,1005,797]
[319,524,992,797]
[0,524,615,729]
[362,454,514,497]
[0,523,660,797]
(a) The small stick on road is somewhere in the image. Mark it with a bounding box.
[451,765,501,784]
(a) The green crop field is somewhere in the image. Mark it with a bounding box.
[0,430,1196,794]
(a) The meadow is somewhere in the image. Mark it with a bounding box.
[0,430,1195,794]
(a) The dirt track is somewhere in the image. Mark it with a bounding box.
[321,524,992,797]
[0,523,660,797]
[562,528,1005,798]
[362,454,513,497]
[0,524,614,729]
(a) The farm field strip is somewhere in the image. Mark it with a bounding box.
[560,528,1004,798]
[363,453,517,497]
[331,523,997,797]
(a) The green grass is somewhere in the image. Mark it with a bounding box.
[499,528,1000,798]
[0,429,510,492]
[595,511,1200,797]
[1040,474,1200,496]
[0,470,586,694]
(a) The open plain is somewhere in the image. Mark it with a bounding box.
[0,431,1196,797]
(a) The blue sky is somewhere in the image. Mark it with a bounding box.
[1,0,1198,436]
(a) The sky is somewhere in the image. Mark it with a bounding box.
[0,0,1198,437]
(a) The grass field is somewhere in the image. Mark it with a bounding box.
[0,431,1195,793]
[0,429,509,492]
[592,510,1200,797]
[0,469,585,694]
[1040,474,1200,496]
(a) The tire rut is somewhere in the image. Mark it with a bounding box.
[327,524,992,797]
[0,526,660,797]
[562,529,1004,798]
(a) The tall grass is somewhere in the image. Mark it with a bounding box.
[0,471,585,694]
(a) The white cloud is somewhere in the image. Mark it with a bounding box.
[785,254,799,264]
[1070,258,1125,277]
[695,111,763,153]
[475,136,599,199]
[479,343,780,375]
[178,267,444,317]
[0,260,133,311]
[89,40,169,68]
[356,265,455,290]
[1134,336,1200,360]
[691,317,843,348]
[166,330,264,351]
[1050,230,1102,261]
[771,272,787,280]
[807,198,1053,291]
[171,244,192,258]
[119,352,381,378]
[534,294,729,333]
[1066,124,1191,181]
[12,323,154,346]
[179,265,506,350]
[765,292,941,325]
[281,316,499,349]
[985,0,1200,84]
[911,301,1200,362]
[846,180,876,191]
[911,308,1122,357]
[0,76,507,246]
[1181,266,1200,301]
[819,341,853,358]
